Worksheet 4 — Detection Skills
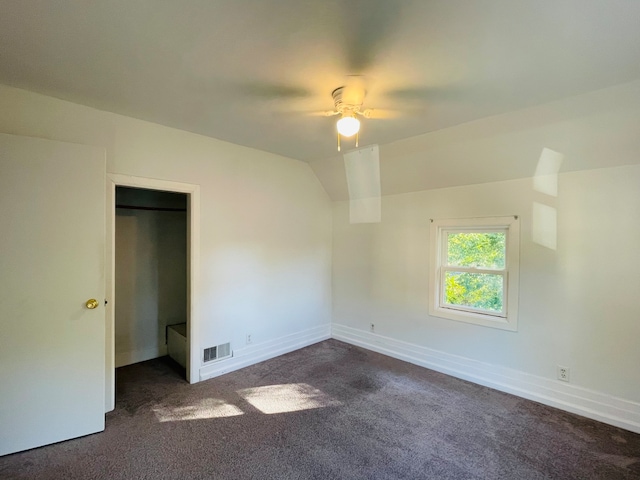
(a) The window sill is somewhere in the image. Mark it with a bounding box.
[428,305,517,331]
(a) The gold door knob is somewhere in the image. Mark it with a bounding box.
[86,299,99,309]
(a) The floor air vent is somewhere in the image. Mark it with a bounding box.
[203,342,232,363]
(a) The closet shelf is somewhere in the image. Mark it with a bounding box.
[115,204,186,212]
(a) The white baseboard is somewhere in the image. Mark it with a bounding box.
[332,323,640,434]
[115,344,168,368]
[199,324,331,381]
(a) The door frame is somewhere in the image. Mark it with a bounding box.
[105,174,200,411]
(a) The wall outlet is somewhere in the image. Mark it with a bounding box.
[370,323,375,333]
[557,365,570,382]
[246,334,252,345]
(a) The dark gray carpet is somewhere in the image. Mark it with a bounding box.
[1,339,639,479]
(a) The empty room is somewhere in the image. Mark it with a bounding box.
[1,1,639,479]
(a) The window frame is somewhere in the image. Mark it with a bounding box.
[429,216,520,331]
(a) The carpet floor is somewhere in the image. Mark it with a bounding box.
[1,339,639,479]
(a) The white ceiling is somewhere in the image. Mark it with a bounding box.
[1,0,639,163]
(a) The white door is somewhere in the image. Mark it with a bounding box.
[0,133,106,456]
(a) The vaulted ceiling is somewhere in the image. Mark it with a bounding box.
[1,0,639,168]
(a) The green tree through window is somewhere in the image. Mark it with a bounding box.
[430,216,520,331]
[447,232,505,268]
[444,232,505,313]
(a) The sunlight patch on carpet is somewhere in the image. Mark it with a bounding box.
[153,398,243,422]
[237,383,342,414]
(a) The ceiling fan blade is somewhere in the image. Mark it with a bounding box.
[359,108,406,120]
[308,110,340,117]
[385,85,469,103]
[236,82,312,99]
[270,109,339,117]
[182,77,312,102]
[340,0,406,73]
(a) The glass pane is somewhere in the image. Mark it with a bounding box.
[444,272,503,312]
[446,232,505,269]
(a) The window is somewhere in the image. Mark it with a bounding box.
[429,216,520,331]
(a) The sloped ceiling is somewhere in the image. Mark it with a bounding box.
[1,1,639,196]
[311,80,640,200]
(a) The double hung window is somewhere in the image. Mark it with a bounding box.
[429,216,520,330]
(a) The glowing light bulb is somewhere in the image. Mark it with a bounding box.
[336,115,360,137]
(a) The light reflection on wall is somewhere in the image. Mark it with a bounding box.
[532,148,564,250]
[532,202,558,250]
[345,145,381,224]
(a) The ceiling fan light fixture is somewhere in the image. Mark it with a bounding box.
[336,115,360,137]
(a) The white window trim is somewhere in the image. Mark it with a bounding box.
[429,216,520,331]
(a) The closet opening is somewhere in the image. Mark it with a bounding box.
[114,186,189,379]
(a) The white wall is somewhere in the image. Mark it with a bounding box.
[332,164,640,430]
[327,80,640,432]
[0,84,332,399]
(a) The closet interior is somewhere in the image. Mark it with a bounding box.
[114,186,188,375]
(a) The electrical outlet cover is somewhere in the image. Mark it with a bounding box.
[557,365,570,382]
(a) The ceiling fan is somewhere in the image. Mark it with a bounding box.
[324,84,368,151]
[315,77,402,151]
[224,3,451,152]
